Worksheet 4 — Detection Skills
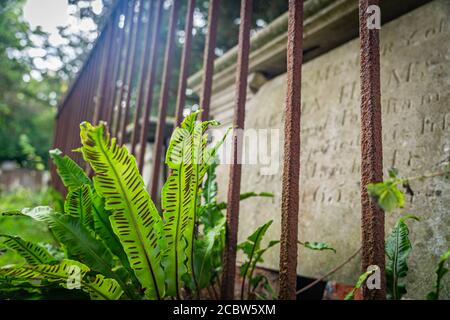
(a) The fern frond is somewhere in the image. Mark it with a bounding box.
[80,121,164,299]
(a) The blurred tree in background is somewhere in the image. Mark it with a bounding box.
[0,0,55,169]
[0,0,287,169]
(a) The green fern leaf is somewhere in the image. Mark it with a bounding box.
[385,215,420,300]
[0,259,123,300]
[344,268,378,300]
[0,234,55,265]
[162,112,196,297]
[64,184,94,228]
[80,121,164,299]
[90,195,139,287]
[43,213,115,275]
[162,112,225,296]
[49,149,92,190]
[427,249,450,300]
[10,207,138,299]
[86,274,125,300]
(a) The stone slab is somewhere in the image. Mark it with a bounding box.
[213,0,450,299]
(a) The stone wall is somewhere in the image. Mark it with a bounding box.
[194,0,450,299]
[0,166,49,192]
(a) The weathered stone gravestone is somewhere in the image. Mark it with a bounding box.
[188,0,450,299]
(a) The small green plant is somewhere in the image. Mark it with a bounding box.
[385,215,420,299]
[192,157,275,299]
[367,168,405,212]
[0,111,229,300]
[298,241,336,253]
[238,220,279,300]
[345,167,450,300]
[427,249,450,300]
[237,220,335,300]
[344,267,377,300]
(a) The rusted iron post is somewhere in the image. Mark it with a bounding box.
[106,1,128,130]
[149,0,180,200]
[220,0,253,300]
[87,46,102,123]
[279,0,304,301]
[174,0,196,127]
[112,0,137,137]
[359,0,385,300]
[119,0,146,145]
[130,1,155,155]
[200,0,220,122]
[118,0,141,145]
[95,8,121,124]
[92,23,112,125]
[137,0,163,173]
[85,48,102,173]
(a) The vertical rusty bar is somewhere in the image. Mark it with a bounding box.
[77,60,92,165]
[93,27,111,125]
[119,0,146,145]
[85,47,103,173]
[94,9,120,124]
[72,72,86,163]
[359,0,385,300]
[137,0,163,172]
[279,0,303,301]
[86,48,101,123]
[111,0,137,136]
[130,1,155,155]
[106,1,128,129]
[51,109,62,192]
[174,0,196,127]
[149,0,180,200]
[220,0,253,300]
[116,0,139,143]
[199,0,220,122]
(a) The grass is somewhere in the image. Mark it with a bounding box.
[0,187,60,265]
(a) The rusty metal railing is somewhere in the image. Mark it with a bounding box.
[279,0,304,301]
[220,0,253,300]
[359,0,385,300]
[52,0,385,300]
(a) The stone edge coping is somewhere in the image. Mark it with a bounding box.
[187,0,337,92]
[187,0,432,95]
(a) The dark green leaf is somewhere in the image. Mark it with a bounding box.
[300,241,336,253]
[49,149,92,190]
[0,234,55,265]
[64,184,93,229]
[427,249,450,300]
[388,168,399,179]
[344,268,377,300]
[385,215,420,300]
